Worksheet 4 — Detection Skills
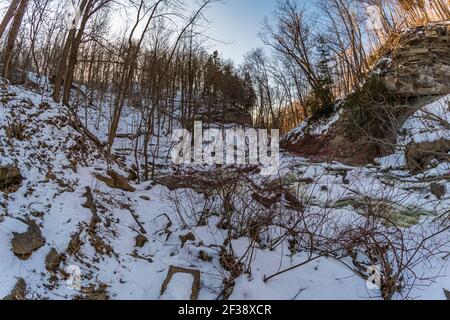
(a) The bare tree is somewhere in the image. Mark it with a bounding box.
[2,0,29,78]
[52,0,89,102]
[0,0,20,40]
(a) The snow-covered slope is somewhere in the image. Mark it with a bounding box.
[0,81,449,300]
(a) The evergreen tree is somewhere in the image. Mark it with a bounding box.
[313,35,334,117]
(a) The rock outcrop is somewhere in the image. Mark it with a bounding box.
[405,139,450,171]
[96,170,135,192]
[282,22,450,166]
[379,23,450,97]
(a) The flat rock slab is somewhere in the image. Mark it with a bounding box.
[96,170,135,192]
[12,220,45,260]
[160,266,201,300]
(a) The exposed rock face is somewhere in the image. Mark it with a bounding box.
[283,23,450,166]
[405,139,450,172]
[196,105,253,127]
[380,23,450,97]
[0,165,21,188]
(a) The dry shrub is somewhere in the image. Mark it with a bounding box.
[165,162,449,300]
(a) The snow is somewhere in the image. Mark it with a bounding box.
[376,94,450,171]
[0,79,449,300]
[229,238,373,300]
[283,109,342,144]
[399,95,450,145]
[160,273,195,300]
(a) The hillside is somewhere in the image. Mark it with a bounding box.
[0,78,449,300]
[0,0,449,303]
[282,22,450,165]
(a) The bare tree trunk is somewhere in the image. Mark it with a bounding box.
[62,0,92,106]
[0,0,20,40]
[108,0,164,149]
[3,0,29,79]
[52,0,88,102]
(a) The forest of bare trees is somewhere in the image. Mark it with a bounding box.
[0,0,449,303]
[0,0,448,145]
[0,0,259,177]
[245,0,450,132]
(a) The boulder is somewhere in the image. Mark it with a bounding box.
[406,139,450,172]
[2,278,26,300]
[135,235,148,248]
[0,165,21,188]
[430,183,447,200]
[96,170,135,192]
[12,220,45,260]
[179,232,195,248]
[45,248,63,272]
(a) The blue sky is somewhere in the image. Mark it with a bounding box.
[203,0,278,64]
[111,1,313,65]
[111,0,278,64]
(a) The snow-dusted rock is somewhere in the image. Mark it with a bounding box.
[0,165,21,188]
[11,220,45,260]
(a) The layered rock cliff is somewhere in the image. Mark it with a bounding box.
[380,22,450,97]
[282,22,450,166]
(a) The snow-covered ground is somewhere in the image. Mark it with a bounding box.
[0,80,449,300]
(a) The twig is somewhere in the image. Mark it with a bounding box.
[126,207,147,235]
[263,254,323,283]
